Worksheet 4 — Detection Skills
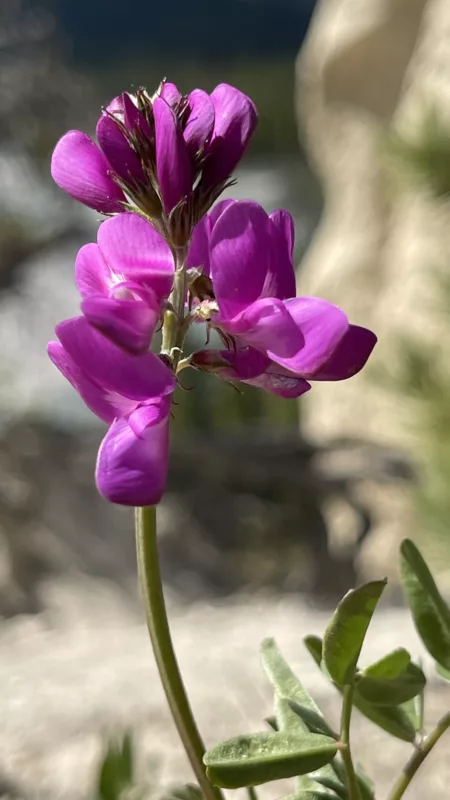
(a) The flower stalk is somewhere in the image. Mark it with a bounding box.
[387,712,450,800]
[135,506,223,800]
[340,685,361,800]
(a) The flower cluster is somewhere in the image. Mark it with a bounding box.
[48,80,377,507]
[51,80,257,245]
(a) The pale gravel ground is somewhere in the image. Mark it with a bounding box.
[0,575,449,800]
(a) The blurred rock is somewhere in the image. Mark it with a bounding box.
[0,419,415,617]
[295,0,450,551]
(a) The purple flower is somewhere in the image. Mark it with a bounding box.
[189,200,377,394]
[48,316,176,506]
[76,212,174,354]
[51,82,257,232]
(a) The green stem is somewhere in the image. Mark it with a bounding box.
[135,506,223,800]
[340,685,361,800]
[387,712,450,800]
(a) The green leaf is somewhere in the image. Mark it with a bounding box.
[304,636,416,741]
[400,539,450,669]
[304,636,323,667]
[97,732,135,800]
[288,702,338,739]
[356,661,426,706]
[310,770,346,798]
[323,580,387,686]
[352,694,416,742]
[262,638,322,715]
[355,768,375,800]
[363,648,411,679]
[203,732,337,789]
[332,761,374,800]
[436,663,450,682]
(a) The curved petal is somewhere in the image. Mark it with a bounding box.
[96,114,145,184]
[270,209,295,259]
[246,368,311,399]
[210,200,272,317]
[260,210,296,300]
[153,97,192,213]
[312,325,377,381]
[194,346,310,398]
[219,297,304,358]
[159,82,181,108]
[184,89,214,156]
[81,289,160,355]
[267,297,349,375]
[106,96,124,116]
[47,341,125,423]
[95,397,171,506]
[51,130,126,213]
[75,243,112,298]
[55,316,175,401]
[123,93,152,139]
[209,198,236,228]
[97,212,174,299]
[192,346,270,379]
[203,84,258,186]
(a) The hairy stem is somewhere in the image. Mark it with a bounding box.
[340,685,361,800]
[135,506,223,800]
[387,712,450,800]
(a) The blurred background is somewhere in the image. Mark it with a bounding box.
[1,0,450,797]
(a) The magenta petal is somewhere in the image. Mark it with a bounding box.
[47,341,123,423]
[260,210,296,300]
[203,84,258,186]
[198,346,310,398]
[270,210,295,258]
[209,198,236,228]
[153,97,192,213]
[268,297,349,375]
[246,368,311,398]
[56,316,175,401]
[210,200,272,317]
[159,82,181,108]
[122,93,152,139]
[221,297,304,358]
[184,89,215,156]
[81,290,160,355]
[97,114,145,184]
[51,130,126,213]
[106,96,124,116]
[75,243,112,298]
[97,212,174,299]
[192,346,270,379]
[95,397,171,506]
[312,325,377,381]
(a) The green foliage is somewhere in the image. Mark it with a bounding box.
[322,581,387,686]
[355,661,426,707]
[203,731,337,788]
[400,538,450,669]
[96,732,137,800]
[387,107,450,199]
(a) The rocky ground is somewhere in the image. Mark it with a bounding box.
[0,573,448,800]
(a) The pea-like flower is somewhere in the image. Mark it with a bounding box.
[51,81,257,244]
[48,317,176,506]
[188,200,377,393]
[76,212,174,354]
